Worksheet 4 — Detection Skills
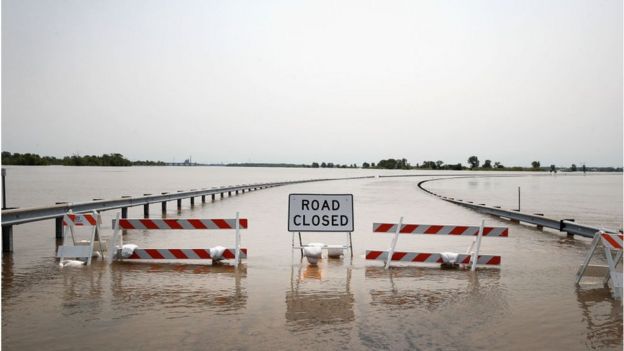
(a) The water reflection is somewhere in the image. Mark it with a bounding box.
[61,264,105,319]
[2,256,61,300]
[109,262,247,318]
[365,266,504,312]
[576,287,623,350]
[1,255,14,293]
[285,259,354,331]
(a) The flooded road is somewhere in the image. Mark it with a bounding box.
[2,167,622,350]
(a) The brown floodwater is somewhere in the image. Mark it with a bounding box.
[2,167,622,350]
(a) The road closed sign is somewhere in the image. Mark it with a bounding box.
[288,194,354,232]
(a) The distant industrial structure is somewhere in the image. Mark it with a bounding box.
[167,156,200,166]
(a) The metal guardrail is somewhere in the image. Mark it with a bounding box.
[0,175,376,252]
[417,178,620,238]
[1,176,373,226]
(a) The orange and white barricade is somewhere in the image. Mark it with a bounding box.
[107,212,247,266]
[365,218,508,270]
[56,211,105,266]
[576,231,623,299]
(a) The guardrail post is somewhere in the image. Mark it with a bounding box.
[120,196,131,219]
[2,225,13,252]
[55,217,63,239]
[510,210,520,223]
[560,219,575,237]
[53,202,68,239]
[142,194,151,218]
[212,194,216,201]
[534,213,544,230]
[220,193,224,199]
[202,195,206,203]
[228,191,232,197]
[235,190,239,195]
[161,192,168,213]
[176,191,184,210]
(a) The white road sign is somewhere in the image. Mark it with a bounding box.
[288,194,354,232]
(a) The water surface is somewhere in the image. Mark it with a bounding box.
[2,167,622,350]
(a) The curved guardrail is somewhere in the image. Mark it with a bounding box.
[417,177,620,238]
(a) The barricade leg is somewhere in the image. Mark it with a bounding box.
[576,234,601,285]
[235,212,241,266]
[385,217,403,269]
[59,223,71,263]
[604,251,623,285]
[604,246,623,298]
[107,213,122,263]
[471,220,484,271]
[86,225,96,265]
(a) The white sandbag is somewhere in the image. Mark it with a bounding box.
[440,252,459,264]
[326,245,344,258]
[59,260,85,268]
[303,245,323,265]
[121,244,138,259]
[210,246,227,261]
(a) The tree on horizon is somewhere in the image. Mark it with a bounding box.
[468,156,479,169]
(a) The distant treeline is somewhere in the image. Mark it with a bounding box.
[1,152,165,166]
[244,157,620,172]
[359,157,621,172]
[3,152,621,171]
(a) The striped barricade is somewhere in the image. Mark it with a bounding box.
[107,213,248,266]
[365,251,501,265]
[366,218,508,270]
[600,232,623,251]
[57,211,104,266]
[372,223,508,237]
[115,218,248,230]
[128,248,247,260]
[63,213,98,226]
[576,231,623,299]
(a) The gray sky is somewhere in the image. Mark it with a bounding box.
[2,0,622,166]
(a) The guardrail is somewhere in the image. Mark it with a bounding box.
[1,176,374,252]
[417,178,620,238]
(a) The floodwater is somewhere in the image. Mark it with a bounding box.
[2,167,622,350]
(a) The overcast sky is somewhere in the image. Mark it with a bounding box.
[2,0,622,166]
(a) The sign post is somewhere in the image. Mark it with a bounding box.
[288,194,354,258]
